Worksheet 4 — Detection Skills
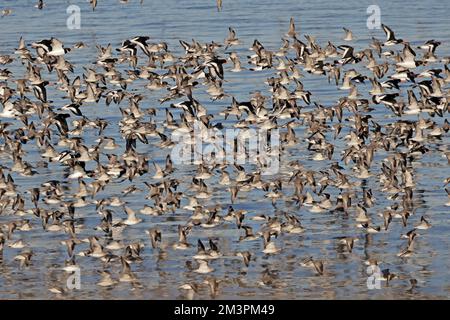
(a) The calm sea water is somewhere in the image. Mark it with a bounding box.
[0,0,449,299]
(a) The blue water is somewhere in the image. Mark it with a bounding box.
[0,0,449,299]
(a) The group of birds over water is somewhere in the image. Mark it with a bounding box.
[0,2,449,299]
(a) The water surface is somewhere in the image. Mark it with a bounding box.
[0,0,449,299]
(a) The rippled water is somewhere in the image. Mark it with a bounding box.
[0,0,449,299]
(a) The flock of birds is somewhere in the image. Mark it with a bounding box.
[0,3,449,299]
